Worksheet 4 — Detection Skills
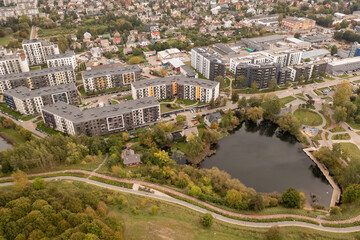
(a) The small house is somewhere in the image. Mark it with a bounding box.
[204,112,222,127]
[122,149,141,167]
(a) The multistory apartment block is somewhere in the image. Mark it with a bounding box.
[46,50,77,70]
[3,83,78,115]
[293,62,328,80]
[0,65,75,93]
[281,17,316,31]
[22,39,59,65]
[82,65,141,92]
[131,76,219,103]
[0,54,29,75]
[191,47,226,81]
[41,97,160,136]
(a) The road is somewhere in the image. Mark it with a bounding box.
[1,175,359,233]
[30,26,37,40]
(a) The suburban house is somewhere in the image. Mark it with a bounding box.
[183,127,199,141]
[122,149,141,167]
[204,112,222,127]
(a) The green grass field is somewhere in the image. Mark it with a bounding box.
[331,133,351,140]
[338,142,360,162]
[0,103,37,121]
[160,103,182,113]
[280,96,296,107]
[176,99,197,106]
[0,36,13,45]
[294,109,323,126]
[346,121,360,130]
[330,125,346,133]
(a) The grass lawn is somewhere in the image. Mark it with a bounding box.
[280,96,296,107]
[175,99,197,106]
[111,100,119,105]
[0,128,27,144]
[0,103,37,121]
[338,142,360,162]
[314,89,323,96]
[294,109,323,126]
[330,125,346,133]
[29,65,42,71]
[36,121,64,136]
[160,104,182,113]
[0,36,13,45]
[346,121,360,130]
[37,27,77,38]
[331,133,351,140]
[79,85,131,97]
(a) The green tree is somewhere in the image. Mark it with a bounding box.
[294,32,300,39]
[214,75,225,87]
[251,82,258,93]
[281,187,301,208]
[269,78,278,91]
[249,194,265,212]
[245,107,263,123]
[231,93,239,103]
[176,115,186,124]
[333,81,352,106]
[201,213,214,228]
[150,205,158,215]
[186,136,203,158]
[153,150,170,167]
[236,75,247,88]
[330,45,338,56]
[342,184,360,203]
[128,56,143,64]
[225,189,242,207]
[277,113,301,136]
[238,96,247,109]
[32,178,46,190]
[333,106,347,123]
[12,170,29,192]
[262,94,281,118]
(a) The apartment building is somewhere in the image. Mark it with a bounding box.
[82,65,141,92]
[46,50,77,70]
[234,62,293,89]
[131,76,219,103]
[22,39,59,65]
[3,83,78,115]
[282,17,316,31]
[0,54,29,75]
[191,47,226,81]
[292,62,328,80]
[0,65,75,93]
[41,97,160,136]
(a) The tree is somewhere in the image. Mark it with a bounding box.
[150,205,158,215]
[214,75,225,87]
[122,132,129,141]
[12,170,29,192]
[251,82,258,93]
[32,178,46,190]
[128,56,143,64]
[231,93,239,103]
[294,32,300,39]
[266,226,281,240]
[236,75,247,88]
[186,136,203,158]
[262,94,281,118]
[204,129,221,144]
[278,13,283,25]
[210,122,219,130]
[245,107,263,123]
[249,194,265,212]
[58,36,69,53]
[333,106,347,123]
[342,184,360,203]
[281,187,301,208]
[201,213,214,228]
[154,150,170,167]
[238,96,247,109]
[226,189,242,207]
[277,113,301,136]
[333,81,352,106]
[176,115,186,124]
[330,45,338,56]
[269,78,278,91]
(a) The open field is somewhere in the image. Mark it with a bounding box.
[294,109,323,126]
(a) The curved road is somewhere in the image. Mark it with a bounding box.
[1,175,359,233]
[1,170,360,232]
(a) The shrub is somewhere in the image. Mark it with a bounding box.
[201,213,214,228]
[266,226,281,240]
[330,206,342,216]
[32,178,46,190]
[150,205,158,215]
[281,187,300,208]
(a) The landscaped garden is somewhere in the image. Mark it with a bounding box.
[294,109,323,126]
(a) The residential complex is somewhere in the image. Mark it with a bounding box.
[292,62,328,80]
[281,17,316,32]
[46,50,77,70]
[41,97,160,136]
[234,62,293,89]
[22,39,60,65]
[191,47,226,81]
[131,76,219,103]
[3,83,79,115]
[0,65,75,93]
[82,65,141,92]
[0,54,29,75]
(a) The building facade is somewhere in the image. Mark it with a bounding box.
[41,97,160,136]
[191,47,226,81]
[131,76,219,103]
[3,83,78,115]
[22,39,59,65]
[82,65,141,92]
[0,54,29,75]
[281,17,316,31]
[0,65,75,93]
[46,50,77,70]
[292,62,327,80]
[326,57,360,75]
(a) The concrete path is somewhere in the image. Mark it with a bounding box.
[1,175,359,232]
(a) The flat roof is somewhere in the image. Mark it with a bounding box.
[22,39,46,44]
[131,76,219,89]
[302,49,330,59]
[0,65,73,82]
[4,83,77,100]
[192,47,225,64]
[244,34,285,44]
[82,65,141,79]
[42,97,159,123]
[212,43,236,56]
[329,56,360,66]
[46,50,75,60]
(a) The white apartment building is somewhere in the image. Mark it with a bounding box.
[191,47,226,81]
[0,54,29,75]
[46,50,77,70]
[22,39,59,65]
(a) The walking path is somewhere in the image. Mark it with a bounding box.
[87,153,108,179]
[1,169,360,227]
[1,175,359,232]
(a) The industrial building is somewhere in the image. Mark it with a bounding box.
[326,57,360,75]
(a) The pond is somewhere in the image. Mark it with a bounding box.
[200,120,333,207]
[0,136,12,151]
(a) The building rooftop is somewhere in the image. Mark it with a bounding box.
[192,47,225,64]
[42,97,159,123]
[132,76,219,89]
[82,65,141,79]
[0,65,73,82]
[180,65,197,77]
[212,43,236,56]
[0,54,21,61]
[244,34,285,44]
[328,56,360,66]
[302,49,330,59]
[22,38,46,44]
[284,17,311,23]
[46,50,75,60]
[3,83,77,100]
[303,34,328,43]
